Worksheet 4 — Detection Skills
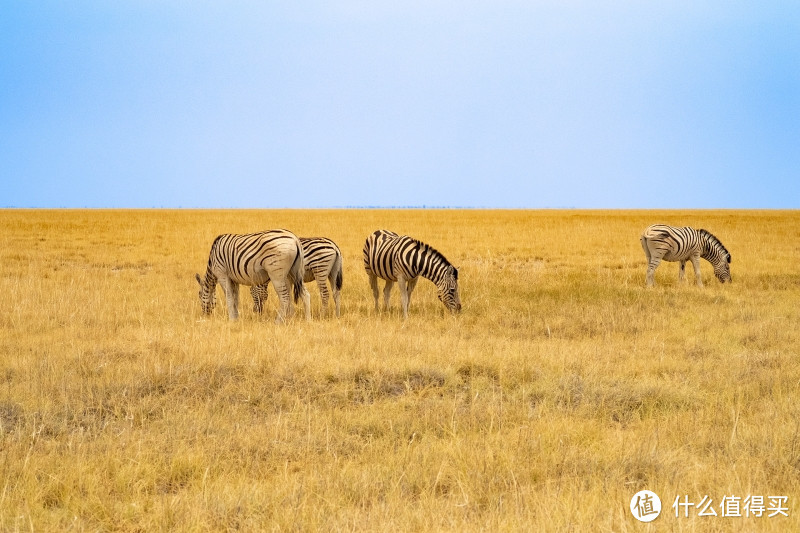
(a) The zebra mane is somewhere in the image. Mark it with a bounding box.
[699,229,731,263]
[409,238,455,270]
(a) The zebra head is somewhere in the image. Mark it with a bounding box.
[436,265,462,314]
[195,273,216,314]
[700,229,732,283]
[713,253,732,283]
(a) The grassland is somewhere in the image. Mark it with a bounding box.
[0,209,798,532]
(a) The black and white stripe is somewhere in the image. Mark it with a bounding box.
[250,237,343,318]
[640,224,732,287]
[195,229,310,322]
[363,229,461,317]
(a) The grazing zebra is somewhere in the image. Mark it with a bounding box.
[195,229,311,323]
[640,224,731,287]
[250,237,343,318]
[363,229,461,318]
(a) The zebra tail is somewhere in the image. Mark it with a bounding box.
[290,243,304,304]
[292,275,303,304]
[334,253,343,291]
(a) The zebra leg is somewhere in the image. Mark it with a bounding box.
[383,280,394,312]
[272,278,291,323]
[641,237,657,287]
[691,255,704,287]
[645,254,662,287]
[332,286,341,318]
[368,272,380,312]
[679,261,687,283]
[251,282,269,313]
[250,286,260,313]
[398,277,410,319]
[300,284,311,321]
[406,277,419,309]
[220,277,240,320]
[315,271,330,318]
[230,282,240,320]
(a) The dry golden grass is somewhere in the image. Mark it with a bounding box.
[0,209,798,532]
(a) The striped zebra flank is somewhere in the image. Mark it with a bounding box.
[195,229,311,323]
[250,237,343,318]
[640,224,732,287]
[363,229,461,318]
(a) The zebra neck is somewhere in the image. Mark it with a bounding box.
[203,267,218,287]
[700,237,722,264]
[416,250,449,285]
[700,236,719,263]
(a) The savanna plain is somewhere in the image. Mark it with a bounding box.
[1,209,798,532]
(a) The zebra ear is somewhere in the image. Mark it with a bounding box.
[195,273,203,286]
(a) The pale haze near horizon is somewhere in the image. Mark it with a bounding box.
[1,1,798,209]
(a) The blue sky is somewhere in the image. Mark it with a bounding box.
[2,1,798,208]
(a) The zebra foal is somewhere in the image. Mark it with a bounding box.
[363,229,461,318]
[250,237,343,318]
[640,224,731,287]
[195,229,311,323]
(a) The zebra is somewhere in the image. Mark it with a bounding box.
[195,229,311,323]
[363,229,461,318]
[640,224,731,287]
[249,237,343,318]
